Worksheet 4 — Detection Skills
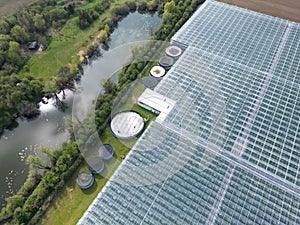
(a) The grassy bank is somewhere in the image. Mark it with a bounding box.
[27,0,148,80]
[40,105,156,225]
[28,1,114,80]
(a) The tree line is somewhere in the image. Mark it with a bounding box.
[0,142,80,224]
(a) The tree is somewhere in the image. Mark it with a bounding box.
[10,25,30,43]
[18,9,35,32]
[42,171,59,190]
[6,16,17,27]
[164,0,179,14]
[26,154,51,170]
[36,145,62,166]
[33,14,46,32]
[7,41,22,66]
[55,67,77,97]
[29,79,43,101]
[0,50,6,67]
[65,3,75,14]
[5,195,25,211]
[16,100,40,117]
[102,79,117,95]
[0,20,10,34]
[55,157,67,173]
[43,79,58,97]
[98,29,108,42]
[0,34,10,51]
[112,5,130,16]
[47,8,68,21]
[147,0,159,11]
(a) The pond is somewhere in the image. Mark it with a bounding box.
[0,11,162,208]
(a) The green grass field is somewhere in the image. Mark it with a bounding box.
[27,0,147,80]
[28,13,108,80]
[39,127,128,225]
[27,0,134,80]
[40,103,156,225]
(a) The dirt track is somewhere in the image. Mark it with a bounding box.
[220,0,300,23]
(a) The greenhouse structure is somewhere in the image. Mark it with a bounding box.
[78,0,300,224]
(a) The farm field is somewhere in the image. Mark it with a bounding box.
[220,0,300,22]
[0,0,36,17]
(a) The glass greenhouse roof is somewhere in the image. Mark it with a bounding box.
[78,0,300,224]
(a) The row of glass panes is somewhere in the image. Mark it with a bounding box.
[241,158,298,183]
[173,65,261,94]
[225,184,298,221]
[274,26,300,81]
[221,195,277,223]
[161,180,213,216]
[89,159,227,224]
[175,7,288,71]
[244,147,300,170]
[268,84,300,100]
[267,79,299,93]
[233,167,300,208]
[248,124,299,148]
[247,132,300,157]
[254,106,299,123]
[246,135,300,159]
[162,71,258,112]
[250,124,299,143]
[180,3,286,42]
[162,59,298,165]
[218,201,293,225]
[248,128,299,150]
[229,176,292,211]
[181,1,287,34]
[244,143,299,165]
[262,94,298,110]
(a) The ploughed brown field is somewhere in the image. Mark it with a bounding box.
[0,0,36,17]
[220,0,300,23]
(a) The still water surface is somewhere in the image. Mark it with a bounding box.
[0,12,161,207]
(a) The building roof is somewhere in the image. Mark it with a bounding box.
[142,76,158,89]
[138,88,176,123]
[158,56,174,68]
[150,65,166,78]
[76,171,94,189]
[165,45,182,58]
[110,111,145,139]
[28,41,37,50]
[98,144,114,160]
[87,157,105,174]
[78,0,300,224]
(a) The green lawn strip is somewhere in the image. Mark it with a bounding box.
[132,103,157,124]
[27,0,145,80]
[40,129,129,225]
[27,4,116,79]
[40,168,109,225]
[40,103,156,225]
[28,19,101,79]
[75,0,102,11]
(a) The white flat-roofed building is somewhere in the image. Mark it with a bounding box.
[137,88,176,123]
